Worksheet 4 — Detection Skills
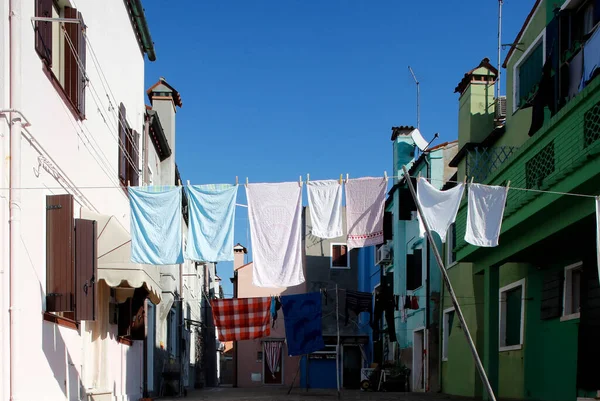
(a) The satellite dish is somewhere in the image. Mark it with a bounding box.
[410,128,431,152]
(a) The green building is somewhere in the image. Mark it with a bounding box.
[441,0,600,400]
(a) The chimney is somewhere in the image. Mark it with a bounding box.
[146,77,182,185]
[391,126,416,184]
[454,58,498,149]
[233,243,248,270]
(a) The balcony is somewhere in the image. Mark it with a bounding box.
[466,146,519,183]
[454,75,600,260]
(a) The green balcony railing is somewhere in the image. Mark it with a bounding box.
[455,76,600,255]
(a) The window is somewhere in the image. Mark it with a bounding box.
[117,103,140,187]
[442,307,455,361]
[167,309,177,357]
[563,262,582,320]
[45,194,97,326]
[35,0,87,118]
[499,279,525,351]
[257,351,263,362]
[406,248,423,291]
[331,243,349,269]
[514,31,545,111]
[446,223,457,267]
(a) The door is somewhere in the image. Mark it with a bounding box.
[342,345,362,389]
[263,341,283,385]
[413,328,425,392]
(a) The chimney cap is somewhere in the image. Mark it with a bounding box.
[234,243,248,254]
[454,58,498,95]
[391,125,416,141]
[146,77,183,108]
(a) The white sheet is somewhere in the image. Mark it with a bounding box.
[417,177,465,242]
[307,180,343,239]
[345,177,387,249]
[465,184,509,247]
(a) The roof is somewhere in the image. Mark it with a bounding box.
[502,0,543,68]
[234,243,248,253]
[448,125,506,168]
[391,125,416,141]
[146,109,172,161]
[123,0,156,61]
[234,261,253,271]
[147,77,183,108]
[454,58,498,94]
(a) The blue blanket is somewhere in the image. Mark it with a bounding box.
[281,292,325,356]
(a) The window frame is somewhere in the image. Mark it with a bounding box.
[442,307,455,361]
[406,246,424,292]
[330,243,350,270]
[499,278,526,352]
[446,223,457,268]
[512,29,546,113]
[562,262,582,321]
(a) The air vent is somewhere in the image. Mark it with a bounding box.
[495,96,507,119]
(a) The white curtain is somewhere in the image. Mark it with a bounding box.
[263,341,283,378]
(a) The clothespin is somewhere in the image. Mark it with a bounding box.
[187,180,191,187]
[246,177,249,187]
[307,173,310,183]
[463,175,468,185]
[506,180,511,190]
[236,176,239,186]
[418,171,422,180]
[127,180,131,187]
[384,171,388,181]
[299,175,303,187]
[346,173,349,183]
[178,179,182,186]
[339,174,343,185]
[470,177,474,185]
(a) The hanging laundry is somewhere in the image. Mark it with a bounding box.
[271,296,282,328]
[371,275,396,342]
[281,292,325,356]
[568,50,584,100]
[465,183,509,247]
[528,54,555,137]
[307,179,343,239]
[246,182,305,287]
[211,297,272,341]
[264,341,283,377]
[184,184,238,262]
[345,290,372,326]
[417,177,465,243]
[345,177,387,249]
[410,295,419,310]
[129,186,184,265]
[583,27,600,85]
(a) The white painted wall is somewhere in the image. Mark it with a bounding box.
[1,0,150,399]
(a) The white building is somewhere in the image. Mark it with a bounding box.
[0,0,158,400]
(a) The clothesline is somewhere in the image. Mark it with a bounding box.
[2,174,598,199]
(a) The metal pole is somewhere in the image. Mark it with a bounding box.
[335,284,341,398]
[497,0,503,99]
[401,165,497,401]
[408,66,420,129]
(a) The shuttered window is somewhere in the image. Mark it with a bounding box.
[118,103,139,188]
[540,269,563,320]
[517,41,544,107]
[34,1,86,118]
[46,194,75,316]
[75,219,97,321]
[331,244,349,269]
[398,185,417,220]
[406,249,423,291]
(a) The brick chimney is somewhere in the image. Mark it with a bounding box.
[233,243,248,270]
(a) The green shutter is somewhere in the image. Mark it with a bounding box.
[519,43,544,107]
[505,287,522,346]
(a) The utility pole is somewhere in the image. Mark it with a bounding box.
[497,0,503,99]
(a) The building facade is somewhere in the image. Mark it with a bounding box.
[0,0,157,400]
[442,1,600,400]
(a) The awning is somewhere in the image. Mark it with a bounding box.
[81,209,161,304]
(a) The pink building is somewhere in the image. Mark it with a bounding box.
[231,244,306,387]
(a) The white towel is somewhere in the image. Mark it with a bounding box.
[307,180,343,239]
[465,184,509,247]
[417,177,465,242]
[345,177,387,249]
[246,182,305,288]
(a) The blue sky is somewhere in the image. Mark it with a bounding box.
[143,0,534,297]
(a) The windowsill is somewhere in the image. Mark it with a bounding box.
[43,311,78,330]
[42,62,85,121]
[408,286,423,293]
[442,357,448,362]
[118,336,133,346]
[560,312,580,322]
[446,261,458,270]
[331,266,351,270]
[499,344,522,352]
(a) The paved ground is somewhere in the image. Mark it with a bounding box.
[164,387,477,401]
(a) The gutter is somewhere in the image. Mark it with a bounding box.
[129,0,156,61]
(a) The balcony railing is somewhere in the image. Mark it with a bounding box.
[466,146,519,183]
[454,75,600,255]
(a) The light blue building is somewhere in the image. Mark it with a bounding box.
[385,126,457,393]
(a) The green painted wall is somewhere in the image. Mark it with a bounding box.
[458,78,496,149]
[441,262,484,397]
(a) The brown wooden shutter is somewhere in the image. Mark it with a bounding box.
[75,219,97,321]
[129,129,140,186]
[77,12,87,117]
[35,0,53,66]
[64,6,79,109]
[540,269,563,320]
[46,194,75,313]
[118,103,128,183]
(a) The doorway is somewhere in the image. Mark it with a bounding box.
[263,341,283,385]
[413,328,426,392]
[342,345,362,389]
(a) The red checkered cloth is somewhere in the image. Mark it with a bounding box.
[212,297,272,341]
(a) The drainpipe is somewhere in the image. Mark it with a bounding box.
[423,155,431,392]
[9,1,22,400]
